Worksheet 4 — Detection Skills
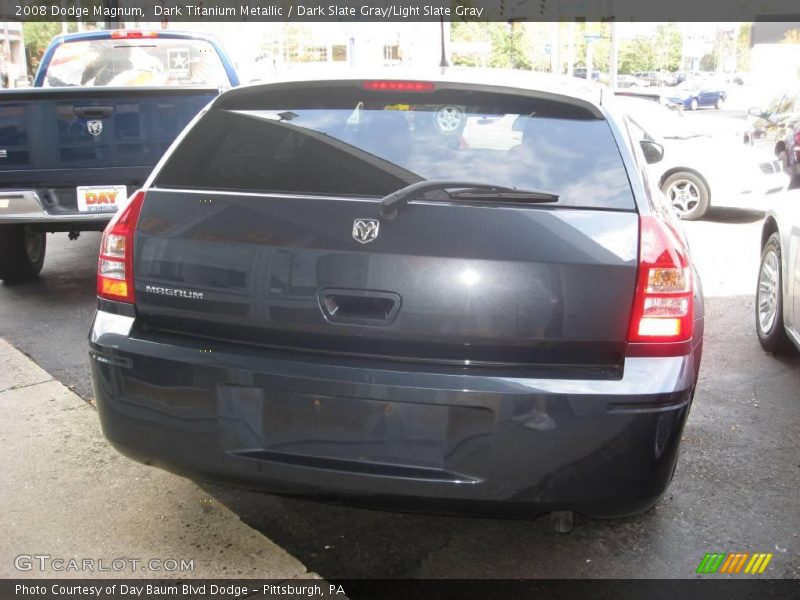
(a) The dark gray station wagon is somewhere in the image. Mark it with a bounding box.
[89,71,704,525]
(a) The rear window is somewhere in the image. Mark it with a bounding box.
[43,38,228,88]
[155,84,634,209]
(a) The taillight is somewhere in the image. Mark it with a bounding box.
[793,131,800,147]
[97,190,146,303]
[628,215,694,346]
[362,81,435,92]
[110,30,158,39]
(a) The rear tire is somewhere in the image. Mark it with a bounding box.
[756,233,793,354]
[661,172,710,220]
[0,225,46,283]
[689,98,699,111]
[715,96,724,110]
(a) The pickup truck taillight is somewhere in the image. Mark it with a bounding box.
[97,190,146,304]
[627,215,694,349]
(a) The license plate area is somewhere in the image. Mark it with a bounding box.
[217,385,493,477]
[76,185,127,213]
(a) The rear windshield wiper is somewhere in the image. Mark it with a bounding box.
[379,180,559,220]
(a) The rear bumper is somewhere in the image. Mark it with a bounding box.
[89,309,702,518]
[0,190,115,229]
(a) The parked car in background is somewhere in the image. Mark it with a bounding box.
[616,74,650,88]
[633,71,677,87]
[665,79,727,110]
[756,192,800,354]
[618,96,788,219]
[746,87,800,183]
[614,88,682,111]
[573,67,600,81]
[90,70,704,525]
[0,29,239,282]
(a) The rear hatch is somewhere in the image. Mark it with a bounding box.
[133,80,640,370]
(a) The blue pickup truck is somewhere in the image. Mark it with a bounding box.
[0,29,238,281]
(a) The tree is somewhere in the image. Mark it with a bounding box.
[487,22,531,70]
[700,52,717,71]
[450,21,491,67]
[618,36,656,74]
[654,23,682,72]
[782,29,800,44]
[22,22,79,76]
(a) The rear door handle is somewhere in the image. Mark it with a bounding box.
[318,288,401,326]
[74,106,115,120]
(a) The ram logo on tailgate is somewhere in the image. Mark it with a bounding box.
[145,285,204,300]
[87,120,103,136]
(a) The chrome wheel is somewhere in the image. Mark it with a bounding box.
[757,248,780,335]
[666,179,701,217]
[435,106,462,133]
[24,227,44,263]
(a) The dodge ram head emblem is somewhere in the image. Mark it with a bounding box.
[352,219,379,244]
[87,120,103,136]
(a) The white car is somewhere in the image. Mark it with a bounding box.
[618,96,789,220]
[756,192,800,354]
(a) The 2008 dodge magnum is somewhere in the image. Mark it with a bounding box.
[89,70,704,523]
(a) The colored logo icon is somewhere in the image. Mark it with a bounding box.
[696,552,773,574]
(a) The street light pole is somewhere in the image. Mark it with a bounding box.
[439,17,449,68]
[610,21,618,88]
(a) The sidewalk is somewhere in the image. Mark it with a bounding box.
[0,338,313,579]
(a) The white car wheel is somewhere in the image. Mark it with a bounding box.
[662,173,709,220]
[434,106,463,134]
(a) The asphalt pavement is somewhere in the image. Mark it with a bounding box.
[0,107,798,578]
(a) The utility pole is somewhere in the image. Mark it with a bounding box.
[550,21,560,74]
[2,20,10,88]
[566,21,575,76]
[585,37,593,79]
[609,21,618,88]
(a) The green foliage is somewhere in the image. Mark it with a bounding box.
[450,21,487,43]
[487,22,531,70]
[654,23,682,71]
[617,24,682,74]
[451,21,532,70]
[22,22,79,74]
[737,24,751,71]
[618,36,656,74]
[700,52,717,71]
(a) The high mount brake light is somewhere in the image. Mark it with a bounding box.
[628,215,694,345]
[97,190,146,304]
[362,81,435,92]
[110,30,158,39]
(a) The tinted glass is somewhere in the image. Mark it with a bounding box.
[43,39,228,87]
[155,86,634,209]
